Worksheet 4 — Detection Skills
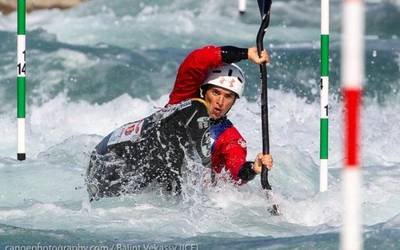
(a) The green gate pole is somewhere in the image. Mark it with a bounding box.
[320,0,329,192]
[17,0,26,161]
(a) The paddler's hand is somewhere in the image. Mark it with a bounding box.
[252,153,273,174]
[248,47,270,65]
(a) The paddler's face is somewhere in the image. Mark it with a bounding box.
[204,86,236,120]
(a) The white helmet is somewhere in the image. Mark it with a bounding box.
[202,63,245,98]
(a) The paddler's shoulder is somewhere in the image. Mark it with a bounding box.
[170,98,209,112]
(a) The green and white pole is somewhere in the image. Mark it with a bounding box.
[17,0,26,161]
[320,0,329,192]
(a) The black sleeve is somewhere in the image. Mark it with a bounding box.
[237,161,257,182]
[221,46,248,64]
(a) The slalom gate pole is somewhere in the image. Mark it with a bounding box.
[320,0,329,192]
[17,0,26,161]
[340,0,364,249]
[238,0,246,14]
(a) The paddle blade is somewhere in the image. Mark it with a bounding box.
[268,204,281,216]
[261,166,272,190]
[265,190,282,216]
[257,0,272,17]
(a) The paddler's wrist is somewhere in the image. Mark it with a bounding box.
[252,153,264,174]
[252,161,262,174]
[237,161,257,181]
[220,46,248,64]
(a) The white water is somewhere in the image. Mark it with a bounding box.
[0,90,399,242]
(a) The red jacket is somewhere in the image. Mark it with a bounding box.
[167,46,247,182]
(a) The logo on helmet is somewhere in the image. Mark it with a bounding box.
[202,63,245,98]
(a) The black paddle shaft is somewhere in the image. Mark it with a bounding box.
[256,0,272,190]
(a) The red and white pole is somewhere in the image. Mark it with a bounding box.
[340,0,364,249]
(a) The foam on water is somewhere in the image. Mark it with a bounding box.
[0,0,322,48]
[0,90,399,246]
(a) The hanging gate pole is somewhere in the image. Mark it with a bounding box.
[17,0,27,161]
[340,0,364,249]
[320,0,330,192]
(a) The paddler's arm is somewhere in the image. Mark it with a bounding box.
[237,154,274,182]
[219,135,269,184]
[167,45,269,105]
[221,46,269,65]
[217,128,273,183]
[168,45,222,105]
